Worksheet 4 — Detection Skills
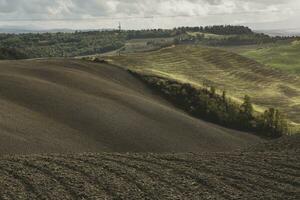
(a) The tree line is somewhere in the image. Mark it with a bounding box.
[174,25,253,35]
[1,26,298,59]
[130,71,289,138]
[0,31,126,58]
[124,25,254,40]
[174,32,276,46]
[0,48,27,60]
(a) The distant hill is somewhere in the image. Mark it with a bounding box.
[0,28,75,34]
[241,40,300,74]
[255,29,300,37]
[0,25,279,59]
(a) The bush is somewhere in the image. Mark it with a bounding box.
[0,48,27,59]
[130,71,289,138]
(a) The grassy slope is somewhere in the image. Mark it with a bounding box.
[107,45,300,126]
[0,143,298,199]
[187,32,232,39]
[241,40,300,74]
[0,59,261,155]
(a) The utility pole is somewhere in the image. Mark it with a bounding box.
[118,22,122,56]
[118,22,121,32]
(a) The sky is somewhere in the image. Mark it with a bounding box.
[0,0,299,31]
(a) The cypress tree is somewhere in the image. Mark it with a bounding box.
[240,95,253,120]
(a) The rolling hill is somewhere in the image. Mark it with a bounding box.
[241,40,300,74]
[106,45,300,127]
[0,51,298,200]
[0,59,261,155]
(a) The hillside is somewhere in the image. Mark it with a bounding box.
[0,26,276,59]
[241,40,300,74]
[0,59,261,155]
[106,45,300,126]
[248,134,300,152]
[0,148,298,199]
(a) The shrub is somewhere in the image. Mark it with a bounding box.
[130,70,289,138]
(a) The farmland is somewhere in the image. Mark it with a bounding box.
[106,45,300,126]
[241,40,300,74]
[0,59,262,155]
[0,135,299,200]
[0,26,278,59]
[0,25,299,200]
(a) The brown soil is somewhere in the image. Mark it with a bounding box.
[0,149,298,200]
[0,59,298,199]
[0,59,260,155]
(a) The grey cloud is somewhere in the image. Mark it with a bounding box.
[0,0,294,17]
[0,0,298,30]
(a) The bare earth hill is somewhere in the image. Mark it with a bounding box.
[0,59,260,154]
[0,59,298,200]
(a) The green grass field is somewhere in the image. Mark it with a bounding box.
[106,45,300,128]
[187,32,233,39]
[241,40,300,74]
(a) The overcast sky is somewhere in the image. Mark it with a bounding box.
[0,0,299,31]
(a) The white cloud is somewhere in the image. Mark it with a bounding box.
[0,0,298,30]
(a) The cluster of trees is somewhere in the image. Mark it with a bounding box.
[0,31,126,58]
[202,33,275,46]
[174,25,253,35]
[125,29,179,39]
[258,108,289,138]
[0,48,27,59]
[131,72,288,138]
[174,32,275,46]
[125,25,254,40]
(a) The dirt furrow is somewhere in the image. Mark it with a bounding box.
[0,168,32,200]
[218,156,300,186]
[154,154,284,199]
[65,154,149,200]
[0,161,41,200]
[195,154,300,191]
[156,154,298,199]
[74,154,159,200]
[240,159,300,178]
[151,154,265,198]
[91,153,196,199]
[112,153,236,199]
[206,153,300,177]
[16,157,87,200]
[218,163,299,197]
[101,156,186,199]
[47,154,151,200]
[37,155,113,200]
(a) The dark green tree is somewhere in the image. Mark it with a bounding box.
[240,95,253,119]
[210,86,216,96]
[261,108,288,137]
[222,91,226,102]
